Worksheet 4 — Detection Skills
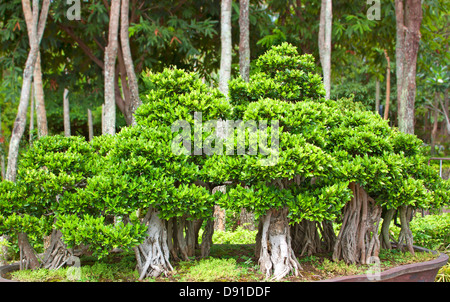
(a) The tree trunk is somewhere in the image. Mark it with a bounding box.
[176,216,196,261]
[256,207,302,280]
[29,83,34,145]
[6,0,50,182]
[134,208,173,280]
[397,205,415,255]
[0,236,9,266]
[383,49,391,120]
[319,220,337,253]
[375,78,380,115]
[33,51,48,137]
[219,0,232,97]
[240,208,255,230]
[41,229,74,270]
[88,108,94,141]
[18,232,40,270]
[318,0,332,99]
[120,0,141,125]
[395,0,423,134]
[200,218,215,258]
[239,0,250,82]
[291,220,321,256]
[332,182,382,264]
[63,88,71,137]
[213,186,226,231]
[380,208,396,250]
[103,0,121,135]
[23,3,48,139]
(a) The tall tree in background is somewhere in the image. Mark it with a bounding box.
[239,0,250,82]
[219,0,232,97]
[103,0,121,135]
[120,0,141,125]
[318,0,332,99]
[6,0,50,182]
[21,1,48,138]
[395,0,423,134]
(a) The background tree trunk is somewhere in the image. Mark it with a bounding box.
[88,108,94,141]
[395,0,423,134]
[383,50,391,120]
[318,0,332,99]
[103,0,121,135]
[239,0,250,82]
[33,52,48,137]
[63,88,71,137]
[6,0,50,182]
[120,0,141,125]
[29,84,34,145]
[23,3,48,139]
[375,78,380,115]
[219,0,232,97]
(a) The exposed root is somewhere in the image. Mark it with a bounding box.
[257,207,302,281]
[134,209,173,280]
[332,182,382,264]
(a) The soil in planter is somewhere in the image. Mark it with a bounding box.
[5,244,438,282]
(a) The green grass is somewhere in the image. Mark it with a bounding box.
[175,257,245,282]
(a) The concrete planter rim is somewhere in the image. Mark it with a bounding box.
[316,244,449,282]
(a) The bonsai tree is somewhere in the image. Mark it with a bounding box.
[56,67,232,279]
[0,136,93,270]
[207,43,450,278]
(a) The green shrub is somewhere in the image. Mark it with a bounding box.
[212,226,257,244]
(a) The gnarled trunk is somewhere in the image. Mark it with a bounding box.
[291,220,336,256]
[18,232,40,270]
[256,207,302,280]
[381,208,396,250]
[134,208,173,280]
[332,182,382,264]
[397,205,415,255]
[291,220,322,256]
[41,229,73,270]
[200,218,214,258]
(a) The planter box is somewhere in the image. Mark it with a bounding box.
[1,245,448,282]
[318,245,449,282]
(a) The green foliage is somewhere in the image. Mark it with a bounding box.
[55,214,148,259]
[211,226,257,244]
[391,213,450,251]
[229,43,325,110]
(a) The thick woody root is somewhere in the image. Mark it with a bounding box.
[397,205,415,255]
[332,182,382,264]
[41,230,74,270]
[134,210,173,280]
[257,207,302,281]
[18,232,40,270]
